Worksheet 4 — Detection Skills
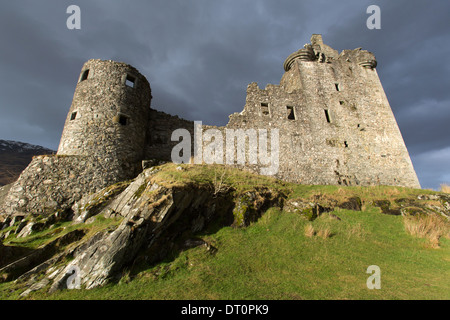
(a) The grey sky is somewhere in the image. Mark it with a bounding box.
[0,0,449,189]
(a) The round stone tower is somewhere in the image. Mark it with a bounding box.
[57,59,152,178]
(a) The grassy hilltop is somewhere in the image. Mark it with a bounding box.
[0,163,449,300]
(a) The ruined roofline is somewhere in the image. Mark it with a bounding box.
[283,34,377,71]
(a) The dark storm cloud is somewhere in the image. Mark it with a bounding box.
[412,146,450,190]
[0,1,449,189]
[0,2,79,148]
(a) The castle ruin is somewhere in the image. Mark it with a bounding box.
[0,35,420,218]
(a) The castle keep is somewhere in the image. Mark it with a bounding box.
[225,35,420,187]
[1,35,420,217]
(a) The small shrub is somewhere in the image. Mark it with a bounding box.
[212,167,231,196]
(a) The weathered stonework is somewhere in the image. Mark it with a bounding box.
[145,109,195,161]
[0,34,420,218]
[186,34,419,187]
[222,35,419,187]
[58,59,152,179]
[0,155,130,217]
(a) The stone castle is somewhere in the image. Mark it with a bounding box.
[1,34,420,217]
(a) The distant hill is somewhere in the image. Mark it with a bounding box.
[0,140,55,186]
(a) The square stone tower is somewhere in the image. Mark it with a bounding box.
[227,35,420,188]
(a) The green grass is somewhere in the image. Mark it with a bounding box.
[1,163,448,300]
[151,163,440,207]
[24,207,449,300]
[151,163,288,194]
[288,184,436,204]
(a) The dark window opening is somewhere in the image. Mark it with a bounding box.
[324,109,331,123]
[70,112,77,121]
[119,115,128,126]
[335,83,340,91]
[261,103,269,115]
[287,106,295,120]
[80,69,89,82]
[125,74,136,88]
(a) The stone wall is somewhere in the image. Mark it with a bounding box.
[145,109,195,161]
[0,155,131,217]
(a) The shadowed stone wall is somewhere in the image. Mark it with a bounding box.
[1,155,129,217]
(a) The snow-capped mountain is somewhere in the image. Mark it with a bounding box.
[0,140,54,153]
[0,140,55,186]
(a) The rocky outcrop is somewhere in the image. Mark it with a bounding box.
[1,166,282,296]
[232,189,285,227]
[372,194,450,219]
[283,196,362,220]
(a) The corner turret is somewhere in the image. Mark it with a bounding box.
[57,60,152,177]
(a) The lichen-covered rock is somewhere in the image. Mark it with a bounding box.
[232,189,283,227]
[72,180,131,223]
[0,229,85,282]
[400,206,427,217]
[372,200,401,215]
[232,194,252,227]
[284,199,332,221]
[338,197,362,211]
[372,195,449,219]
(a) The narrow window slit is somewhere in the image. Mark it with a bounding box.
[260,103,269,116]
[287,106,295,120]
[80,69,89,82]
[324,109,331,123]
